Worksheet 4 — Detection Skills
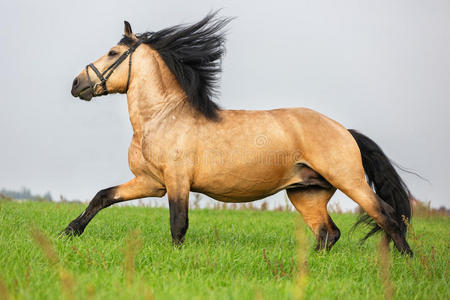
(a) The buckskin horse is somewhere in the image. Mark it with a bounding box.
[65,12,413,255]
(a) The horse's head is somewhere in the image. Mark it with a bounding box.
[71,22,140,101]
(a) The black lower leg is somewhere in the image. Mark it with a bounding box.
[63,186,118,236]
[315,217,341,251]
[378,200,413,256]
[168,198,189,245]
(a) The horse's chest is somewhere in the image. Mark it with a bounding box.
[128,135,164,180]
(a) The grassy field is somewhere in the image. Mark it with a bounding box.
[0,200,448,300]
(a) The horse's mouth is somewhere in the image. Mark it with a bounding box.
[77,87,93,101]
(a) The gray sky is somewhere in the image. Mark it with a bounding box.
[0,0,449,210]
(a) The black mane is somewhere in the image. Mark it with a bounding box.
[120,12,232,120]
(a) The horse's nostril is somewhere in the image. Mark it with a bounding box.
[72,78,79,88]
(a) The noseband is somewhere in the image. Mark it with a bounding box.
[86,40,142,96]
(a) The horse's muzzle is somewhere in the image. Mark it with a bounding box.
[71,75,93,101]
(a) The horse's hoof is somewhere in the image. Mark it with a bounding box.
[172,238,185,248]
[403,248,414,257]
[60,226,83,237]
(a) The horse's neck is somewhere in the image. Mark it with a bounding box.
[126,49,192,135]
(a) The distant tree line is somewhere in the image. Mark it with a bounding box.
[0,187,53,202]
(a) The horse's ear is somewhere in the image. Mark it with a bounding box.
[124,21,133,37]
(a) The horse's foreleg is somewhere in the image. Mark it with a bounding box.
[62,177,165,236]
[165,177,190,246]
[287,187,340,250]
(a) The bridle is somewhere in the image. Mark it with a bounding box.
[85,40,142,96]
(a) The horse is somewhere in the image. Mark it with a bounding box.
[65,12,413,255]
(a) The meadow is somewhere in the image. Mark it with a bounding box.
[0,199,448,299]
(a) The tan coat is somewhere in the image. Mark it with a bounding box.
[65,23,412,255]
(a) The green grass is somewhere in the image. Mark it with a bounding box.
[0,200,448,300]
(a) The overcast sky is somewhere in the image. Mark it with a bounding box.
[0,0,448,210]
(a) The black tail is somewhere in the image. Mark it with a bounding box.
[348,129,412,240]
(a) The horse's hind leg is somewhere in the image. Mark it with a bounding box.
[310,157,412,254]
[63,177,165,236]
[287,187,340,250]
[340,183,412,255]
[308,163,412,254]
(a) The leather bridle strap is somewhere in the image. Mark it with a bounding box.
[86,40,142,96]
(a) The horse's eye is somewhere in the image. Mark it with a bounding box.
[108,50,118,57]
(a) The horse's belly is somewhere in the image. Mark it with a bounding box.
[191,161,331,203]
[200,190,281,203]
[191,163,297,202]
